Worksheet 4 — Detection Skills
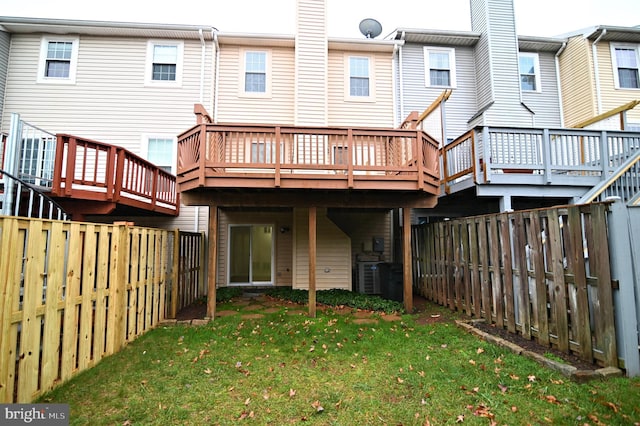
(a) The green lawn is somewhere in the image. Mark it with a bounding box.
[40,301,640,425]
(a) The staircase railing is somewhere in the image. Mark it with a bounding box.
[578,149,640,204]
[0,168,69,220]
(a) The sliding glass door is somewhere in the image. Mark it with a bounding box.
[229,225,273,285]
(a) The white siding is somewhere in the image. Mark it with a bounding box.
[216,46,295,125]
[328,209,392,265]
[327,50,394,127]
[295,0,328,126]
[400,43,478,140]
[293,208,351,290]
[2,33,214,232]
[521,51,563,128]
[0,31,10,126]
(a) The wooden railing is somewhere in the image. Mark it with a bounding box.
[177,123,440,194]
[441,126,640,192]
[52,134,179,215]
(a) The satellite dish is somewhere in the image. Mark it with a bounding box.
[359,18,382,39]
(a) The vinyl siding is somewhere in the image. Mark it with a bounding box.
[217,209,294,287]
[293,208,351,290]
[296,0,327,126]
[2,33,213,233]
[471,0,532,127]
[521,51,563,127]
[328,209,392,266]
[0,31,10,126]
[596,41,640,125]
[327,50,394,128]
[558,36,598,127]
[216,45,295,125]
[399,43,478,140]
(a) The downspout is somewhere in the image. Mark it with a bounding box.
[554,42,567,127]
[195,29,207,232]
[591,29,606,116]
[398,31,405,127]
[213,30,220,124]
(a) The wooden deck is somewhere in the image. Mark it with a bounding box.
[176,122,441,208]
[49,134,179,219]
[441,126,640,196]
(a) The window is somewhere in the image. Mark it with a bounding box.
[239,50,271,97]
[37,37,79,84]
[424,47,456,88]
[145,41,183,86]
[145,137,176,174]
[349,56,370,97]
[245,51,266,93]
[519,53,541,92]
[611,44,640,89]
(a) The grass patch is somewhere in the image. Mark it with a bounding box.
[40,308,640,425]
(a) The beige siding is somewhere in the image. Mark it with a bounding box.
[596,42,640,125]
[216,209,294,288]
[293,208,351,290]
[2,33,214,233]
[327,50,394,128]
[328,209,392,265]
[558,36,598,127]
[295,0,327,126]
[216,45,295,125]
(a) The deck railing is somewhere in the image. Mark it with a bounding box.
[177,123,440,193]
[52,134,179,215]
[441,126,640,193]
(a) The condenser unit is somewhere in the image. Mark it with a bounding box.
[356,261,381,295]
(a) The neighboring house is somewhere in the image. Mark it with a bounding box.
[557,25,640,130]
[0,16,214,229]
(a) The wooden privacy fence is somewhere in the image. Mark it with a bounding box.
[0,217,205,403]
[413,203,618,368]
[168,230,206,318]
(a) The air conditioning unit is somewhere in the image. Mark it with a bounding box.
[356,262,381,295]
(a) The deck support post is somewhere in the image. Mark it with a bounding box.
[308,206,317,318]
[206,205,218,319]
[499,195,512,212]
[403,207,413,313]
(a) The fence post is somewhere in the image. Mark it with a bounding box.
[607,199,640,376]
[0,218,19,402]
[170,229,180,319]
[111,223,129,352]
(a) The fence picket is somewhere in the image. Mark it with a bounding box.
[547,209,569,352]
[478,218,491,320]
[500,214,516,333]
[489,216,504,327]
[512,214,531,339]
[528,211,550,346]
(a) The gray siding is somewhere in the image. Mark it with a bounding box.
[0,31,10,127]
[470,0,532,127]
[399,42,478,140]
[521,51,563,128]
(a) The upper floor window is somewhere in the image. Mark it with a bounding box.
[240,50,271,97]
[519,53,541,92]
[145,41,183,87]
[349,56,370,97]
[37,36,79,84]
[611,44,640,89]
[424,47,456,88]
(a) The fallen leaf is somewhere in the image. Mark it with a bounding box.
[476,348,485,354]
[456,414,464,423]
[545,395,559,404]
[289,388,296,398]
[244,397,251,406]
[418,371,425,377]
[527,375,537,382]
[509,373,520,380]
[311,400,324,413]
[469,359,476,366]
[498,383,508,393]
[604,401,619,413]
[204,368,212,374]
[511,406,518,413]
[397,377,405,383]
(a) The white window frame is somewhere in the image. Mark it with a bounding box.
[423,46,456,88]
[610,43,640,90]
[239,49,272,98]
[518,52,541,92]
[37,36,80,84]
[140,135,177,174]
[344,54,376,102]
[144,40,184,87]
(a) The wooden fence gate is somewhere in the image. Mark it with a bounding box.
[0,217,205,403]
[413,203,618,368]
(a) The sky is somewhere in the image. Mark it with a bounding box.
[1,0,638,38]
